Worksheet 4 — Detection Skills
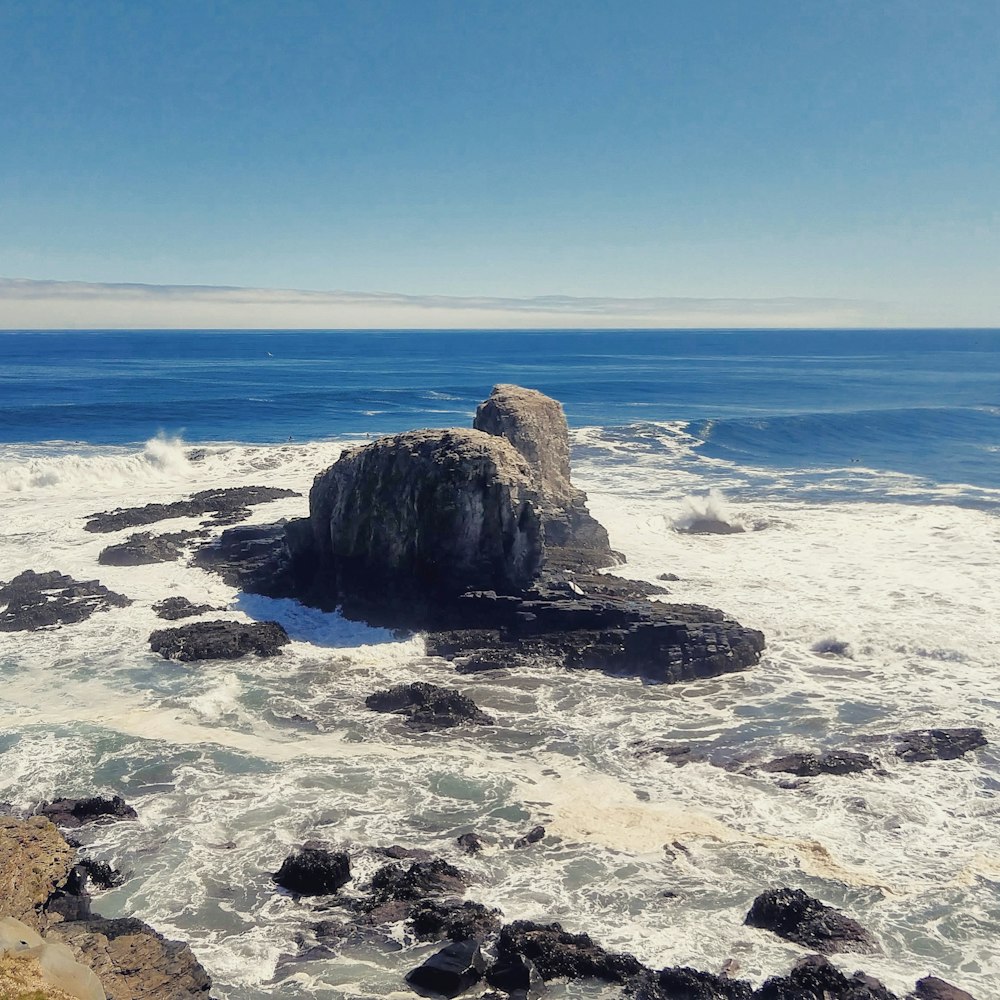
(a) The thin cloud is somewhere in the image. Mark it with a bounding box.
[0,277,890,329]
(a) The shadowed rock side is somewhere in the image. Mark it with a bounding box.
[193,385,765,683]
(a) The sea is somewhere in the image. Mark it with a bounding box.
[1,329,998,999]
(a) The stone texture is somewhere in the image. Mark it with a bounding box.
[761,751,876,778]
[273,847,351,896]
[908,976,977,1000]
[745,889,879,955]
[631,964,753,1000]
[0,817,76,930]
[405,939,486,999]
[754,954,897,1000]
[38,797,137,829]
[148,620,289,661]
[365,682,494,728]
[151,597,220,621]
[407,900,502,943]
[0,571,131,632]
[98,531,206,567]
[892,729,987,762]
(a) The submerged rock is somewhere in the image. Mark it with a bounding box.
[148,619,290,660]
[273,847,351,896]
[365,859,468,909]
[152,596,221,620]
[84,485,299,533]
[98,530,206,566]
[677,518,746,535]
[745,888,878,954]
[456,833,484,856]
[0,570,131,632]
[892,729,987,762]
[513,825,545,849]
[37,796,137,829]
[405,939,486,999]
[761,751,876,778]
[365,682,494,728]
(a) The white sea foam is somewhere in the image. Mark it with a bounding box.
[1,432,998,998]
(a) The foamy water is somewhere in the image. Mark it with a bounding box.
[1,431,997,999]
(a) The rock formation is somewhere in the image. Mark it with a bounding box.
[0,571,131,632]
[745,888,879,954]
[148,620,290,660]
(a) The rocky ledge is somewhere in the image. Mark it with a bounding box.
[194,385,764,684]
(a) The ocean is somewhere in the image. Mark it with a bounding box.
[1,328,998,999]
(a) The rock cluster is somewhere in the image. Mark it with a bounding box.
[0,570,131,632]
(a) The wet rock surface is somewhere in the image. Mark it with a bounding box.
[513,825,545,849]
[273,847,351,896]
[745,888,879,955]
[0,570,131,632]
[631,965,753,1000]
[84,485,299,533]
[761,751,877,777]
[98,530,206,566]
[408,900,502,943]
[485,953,546,999]
[892,728,987,762]
[151,596,221,620]
[754,954,897,1000]
[365,682,494,728]
[37,796,138,829]
[364,858,468,910]
[908,976,978,1000]
[148,619,290,660]
[405,938,486,999]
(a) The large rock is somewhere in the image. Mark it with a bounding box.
[98,531,205,567]
[405,939,486,998]
[308,428,543,609]
[273,847,351,896]
[745,888,878,955]
[474,384,616,568]
[0,571,131,632]
[632,964,752,1000]
[761,751,876,778]
[0,817,77,930]
[908,976,978,1000]
[38,797,137,829]
[892,729,986,762]
[148,620,290,660]
[755,954,897,999]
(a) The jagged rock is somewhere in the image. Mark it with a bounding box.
[0,817,76,930]
[754,954,896,999]
[84,486,299,533]
[308,428,544,608]
[486,953,546,999]
[0,571,131,632]
[364,859,468,910]
[98,530,205,566]
[405,938,486,998]
[496,921,645,983]
[513,826,545,849]
[365,682,494,728]
[761,752,876,778]
[745,889,878,954]
[148,619,289,660]
[408,900,501,942]
[631,964,752,1000]
[474,383,616,570]
[49,917,211,1000]
[908,976,977,1000]
[152,597,220,620]
[456,833,484,855]
[273,847,351,895]
[893,729,987,762]
[191,521,297,594]
[38,797,137,829]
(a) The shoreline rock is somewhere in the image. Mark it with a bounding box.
[148,619,290,660]
[0,571,131,632]
[745,888,879,955]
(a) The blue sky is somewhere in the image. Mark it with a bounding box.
[1,1,997,326]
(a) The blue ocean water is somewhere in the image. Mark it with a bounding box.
[2,328,999,490]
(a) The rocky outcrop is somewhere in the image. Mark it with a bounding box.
[745,888,878,955]
[365,682,494,728]
[84,486,299,533]
[273,847,351,896]
[148,620,290,660]
[892,729,986,762]
[0,817,77,929]
[308,428,543,612]
[761,751,876,778]
[151,597,220,621]
[37,797,138,829]
[408,900,501,943]
[0,571,131,632]
[98,531,206,566]
[474,384,616,569]
[908,976,978,1000]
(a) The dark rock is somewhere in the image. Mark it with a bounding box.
[754,954,897,999]
[457,832,484,855]
[98,529,206,566]
[376,845,436,862]
[408,900,502,942]
[632,964,753,999]
[365,682,494,728]
[77,858,129,889]
[811,638,853,657]
[486,954,546,999]
[893,729,987,762]
[49,915,212,998]
[149,619,290,660]
[0,570,131,632]
[38,795,138,828]
[908,976,977,1000]
[761,751,876,778]
[496,920,645,983]
[454,649,518,674]
[192,520,298,594]
[366,858,468,909]
[84,485,299,532]
[634,743,705,766]
[745,889,878,954]
[406,938,486,999]
[657,573,680,582]
[513,825,545,849]
[152,596,221,620]
[677,519,744,535]
[273,847,351,895]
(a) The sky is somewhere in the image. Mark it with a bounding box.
[0,0,998,328]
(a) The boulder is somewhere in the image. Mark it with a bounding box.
[0,571,131,632]
[38,797,137,829]
[513,825,545,849]
[49,917,211,1000]
[365,859,468,910]
[365,682,494,728]
[754,954,897,999]
[761,752,876,778]
[405,939,486,998]
[456,833,484,855]
[908,976,977,1000]
[84,486,299,533]
[408,900,502,943]
[308,428,543,610]
[893,729,987,762]
[273,847,351,895]
[148,620,290,660]
[745,889,878,954]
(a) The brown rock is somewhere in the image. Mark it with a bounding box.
[0,816,76,930]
